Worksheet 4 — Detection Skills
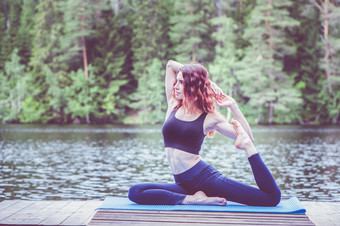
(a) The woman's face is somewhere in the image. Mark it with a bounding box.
[174,71,184,100]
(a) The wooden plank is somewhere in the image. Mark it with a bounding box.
[60,201,102,226]
[0,200,35,222]
[302,201,340,226]
[20,201,71,225]
[38,201,82,225]
[93,209,309,220]
[0,200,20,212]
[0,200,102,226]
[89,220,313,226]
[88,220,250,226]
[89,219,314,226]
[0,201,54,225]
[77,200,103,225]
[88,209,314,226]
[93,215,306,223]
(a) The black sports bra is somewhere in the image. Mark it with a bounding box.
[162,109,207,155]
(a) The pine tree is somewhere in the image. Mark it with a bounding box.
[8,0,21,51]
[88,4,132,122]
[236,0,302,124]
[26,0,65,123]
[64,66,101,124]
[15,0,37,66]
[288,3,324,124]
[58,0,97,78]
[0,49,27,122]
[311,0,340,124]
[0,1,11,70]
[209,13,238,121]
[130,0,172,123]
[170,0,216,64]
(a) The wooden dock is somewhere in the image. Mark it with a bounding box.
[0,200,102,226]
[0,200,339,226]
[88,209,314,225]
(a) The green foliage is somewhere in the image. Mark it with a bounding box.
[235,0,302,124]
[18,95,49,123]
[64,66,101,124]
[288,3,324,124]
[0,49,27,122]
[0,0,339,125]
[88,5,133,121]
[58,0,96,71]
[16,0,37,66]
[0,1,10,71]
[130,0,172,123]
[170,0,216,63]
[131,59,165,124]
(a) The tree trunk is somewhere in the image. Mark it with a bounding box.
[266,0,273,51]
[266,0,274,124]
[86,113,90,124]
[332,112,339,124]
[322,0,334,96]
[257,106,263,124]
[190,9,195,61]
[268,100,274,124]
[81,15,89,80]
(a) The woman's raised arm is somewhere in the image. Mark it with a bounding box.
[165,60,183,103]
[211,82,254,142]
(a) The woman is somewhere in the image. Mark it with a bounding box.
[128,60,281,206]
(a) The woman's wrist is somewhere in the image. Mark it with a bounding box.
[228,99,238,110]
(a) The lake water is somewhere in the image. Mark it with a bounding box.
[0,124,339,202]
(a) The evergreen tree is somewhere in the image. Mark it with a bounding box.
[27,0,65,123]
[313,0,340,124]
[288,3,324,124]
[0,49,27,122]
[170,0,216,64]
[236,0,302,124]
[88,4,132,122]
[0,1,11,70]
[209,14,238,121]
[130,0,172,123]
[201,0,256,121]
[8,0,21,51]
[64,66,101,124]
[16,0,37,66]
[58,0,97,76]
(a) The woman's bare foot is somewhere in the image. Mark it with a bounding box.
[181,191,227,206]
[231,119,257,157]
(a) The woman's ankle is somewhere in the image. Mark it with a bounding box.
[245,143,257,158]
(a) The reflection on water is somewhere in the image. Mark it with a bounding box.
[0,124,339,201]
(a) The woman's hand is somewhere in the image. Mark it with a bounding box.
[210,81,223,99]
[216,94,236,108]
[210,81,236,108]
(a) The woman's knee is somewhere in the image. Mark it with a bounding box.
[128,184,143,203]
[268,188,281,206]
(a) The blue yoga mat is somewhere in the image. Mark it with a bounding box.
[97,197,306,214]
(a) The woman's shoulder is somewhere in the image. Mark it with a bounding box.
[205,111,225,125]
[207,110,223,118]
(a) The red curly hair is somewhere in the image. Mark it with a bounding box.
[173,64,216,137]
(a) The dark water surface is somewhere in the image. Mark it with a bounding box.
[0,124,339,201]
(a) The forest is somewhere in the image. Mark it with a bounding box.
[0,0,339,125]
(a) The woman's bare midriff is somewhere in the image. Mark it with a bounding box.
[165,147,202,175]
